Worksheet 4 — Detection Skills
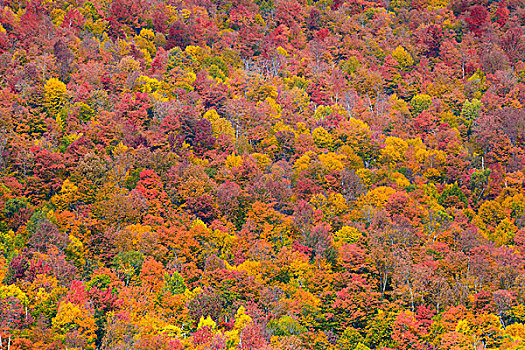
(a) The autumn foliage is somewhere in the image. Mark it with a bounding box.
[0,0,524,349]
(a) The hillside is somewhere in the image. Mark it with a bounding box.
[0,0,524,349]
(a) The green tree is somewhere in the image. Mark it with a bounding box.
[165,271,187,295]
[338,326,364,350]
[459,98,483,137]
[410,94,432,116]
[112,250,145,286]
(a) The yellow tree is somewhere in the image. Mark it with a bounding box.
[44,78,67,120]
[392,46,414,69]
[52,302,98,348]
[381,136,408,165]
[312,127,333,150]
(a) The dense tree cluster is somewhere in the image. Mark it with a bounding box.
[0,0,524,348]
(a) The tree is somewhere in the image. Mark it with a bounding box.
[52,301,98,348]
[459,99,483,138]
[392,46,414,69]
[392,311,425,350]
[53,40,74,81]
[465,6,488,36]
[140,256,165,292]
[501,27,525,63]
[44,78,67,117]
[410,94,432,116]
[422,25,443,57]
[381,137,408,165]
[332,274,381,330]
[165,271,187,295]
[28,220,70,253]
[439,183,468,208]
[112,250,144,286]
[135,169,171,218]
[166,21,192,50]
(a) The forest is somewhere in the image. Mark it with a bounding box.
[0,0,524,348]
